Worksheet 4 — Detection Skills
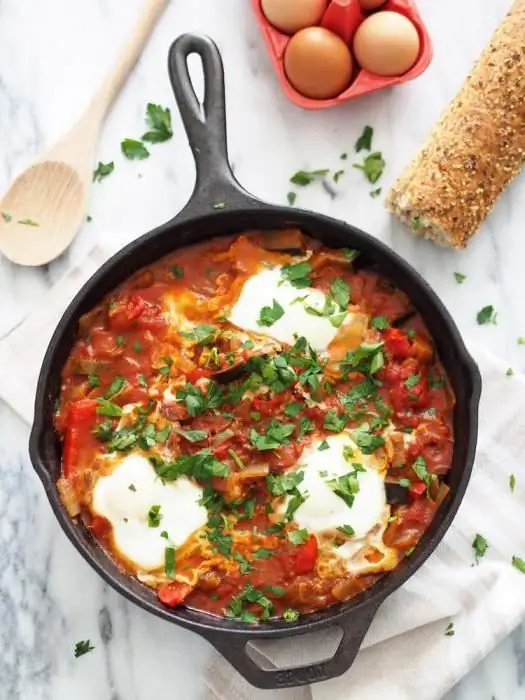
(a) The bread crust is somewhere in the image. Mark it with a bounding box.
[387,0,525,249]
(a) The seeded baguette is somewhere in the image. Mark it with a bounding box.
[387,0,525,249]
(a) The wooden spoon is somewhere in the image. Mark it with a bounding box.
[0,0,168,267]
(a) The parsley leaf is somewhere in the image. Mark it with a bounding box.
[176,381,223,417]
[283,608,299,622]
[337,524,355,536]
[121,138,150,160]
[510,474,516,492]
[353,152,385,184]
[444,622,455,637]
[472,533,488,563]
[318,440,330,451]
[181,324,218,346]
[512,556,525,574]
[253,548,273,560]
[88,375,100,388]
[155,449,230,482]
[96,398,122,418]
[251,420,295,451]
[226,583,274,622]
[412,455,437,496]
[355,125,373,152]
[284,402,303,418]
[454,272,466,284]
[323,409,347,433]
[476,305,497,325]
[331,278,350,310]
[340,342,385,377]
[288,529,309,545]
[258,299,285,327]
[104,376,126,400]
[165,545,176,578]
[298,416,314,439]
[141,103,173,143]
[290,169,329,186]
[1,211,12,222]
[93,161,114,183]
[352,423,385,454]
[175,428,208,443]
[371,316,389,330]
[326,465,365,508]
[266,470,304,496]
[280,261,312,289]
[74,640,94,658]
[171,265,184,279]
[147,505,162,528]
[287,191,297,206]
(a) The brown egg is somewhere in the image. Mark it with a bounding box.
[261,0,327,35]
[284,27,353,99]
[359,0,387,9]
[353,11,421,77]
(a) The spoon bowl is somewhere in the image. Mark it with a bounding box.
[0,162,86,266]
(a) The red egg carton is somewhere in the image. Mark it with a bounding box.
[251,0,433,109]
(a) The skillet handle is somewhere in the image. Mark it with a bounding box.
[202,603,378,690]
[168,33,262,218]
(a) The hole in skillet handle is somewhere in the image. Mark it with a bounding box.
[167,34,266,219]
[202,602,379,689]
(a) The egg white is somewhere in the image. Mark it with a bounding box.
[228,266,353,351]
[91,453,207,571]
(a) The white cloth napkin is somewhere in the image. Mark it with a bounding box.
[0,246,524,700]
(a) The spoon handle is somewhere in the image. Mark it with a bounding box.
[89,0,168,120]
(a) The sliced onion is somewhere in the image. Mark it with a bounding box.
[57,478,81,517]
[211,429,235,446]
[235,464,269,479]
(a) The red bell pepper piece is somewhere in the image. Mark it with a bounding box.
[62,399,98,478]
[186,368,212,383]
[252,395,282,415]
[294,534,318,575]
[409,481,426,499]
[158,581,194,607]
[384,329,412,359]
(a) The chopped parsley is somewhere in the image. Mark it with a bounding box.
[444,622,455,637]
[412,455,437,496]
[280,261,312,289]
[175,428,208,443]
[96,398,123,418]
[510,474,516,492]
[116,335,126,346]
[337,524,355,536]
[333,170,345,183]
[250,420,295,451]
[331,278,350,310]
[371,316,389,330]
[318,440,330,451]
[266,470,304,496]
[104,376,126,400]
[518,337,525,345]
[353,152,385,184]
[326,465,365,508]
[323,409,347,433]
[171,265,184,279]
[370,188,382,198]
[142,103,173,143]
[287,191,297,206]
[283,608,300,622]
[128,484,136,492]
[253,548,273,560]
[137,373,148,387]
[176,380,223,416]
[258,299,285,327]
[154,449,230,482]
[297,416,314,439]
[352,423,385,454]
[284,402,303,418]
[290,169,329,186]
[398,478,411,488]
[88,375,100,388]
[1,211,12,222]
[404,374,421,390]
[165,546,176,577]
[233,551,255,575]
[512,556,525,574]
[147,505,162,528]
[288,528,309,545]
[213,202,226,210]
[121,138,150,160]
[74,640,94,658]
[476,305,497,325]
[454,272,466,284]
[18,218,39,226]
[472,533,488,564]
[93,161,114,182]
[340,342,384,377]
[506,367,514,377]
[355,125,373,152]
[226,583,274,623]
[181,324,218,346]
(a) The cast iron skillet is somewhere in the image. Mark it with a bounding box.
[29,34,482,689]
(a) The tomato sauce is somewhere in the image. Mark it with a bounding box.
[55,230,454,623]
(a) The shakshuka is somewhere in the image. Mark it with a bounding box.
[55,230,453,623]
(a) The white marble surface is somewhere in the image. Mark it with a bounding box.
[0,0,524,697]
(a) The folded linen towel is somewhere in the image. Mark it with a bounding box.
[0,246,523,700]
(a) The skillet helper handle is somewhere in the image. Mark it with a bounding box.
[203,604,378,690]
[168,33,260,215]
